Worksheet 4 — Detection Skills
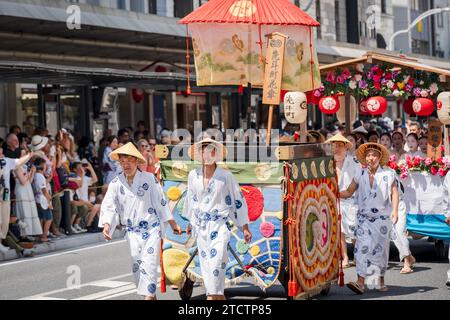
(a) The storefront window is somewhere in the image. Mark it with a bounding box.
[21,90,38,137]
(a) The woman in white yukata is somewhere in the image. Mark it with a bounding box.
[325,133,360,268]
[442,171,450,287]
[99,142,182,300]
[184,138,252,300]
[340,142,399,294]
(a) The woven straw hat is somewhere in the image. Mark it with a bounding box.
[325,133,353,150]
[356,142,390,167]
[109,142,147,164]
[188,138,227,162]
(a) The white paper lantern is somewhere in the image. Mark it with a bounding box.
[437,92,450,125]
[337,95,356,125]
[284,92,308,124]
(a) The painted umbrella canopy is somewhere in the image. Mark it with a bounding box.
[179,0,321,92]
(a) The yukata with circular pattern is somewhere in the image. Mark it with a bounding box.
[99,170,173,297]
[352,166,395,278]
[183,168,249,295]
[338,155,361,242]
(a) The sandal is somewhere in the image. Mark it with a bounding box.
[400,266,413,274]
[347,281,365,294]
[378,285,389,292]
[410,256,416,268]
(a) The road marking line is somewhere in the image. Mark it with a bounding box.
[97,288,138,300]
[0,240,126,268]
[20,272,132,300]
[89,280,132,288]
[72,284,137,300]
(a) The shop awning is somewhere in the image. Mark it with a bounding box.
[0,60,239,92]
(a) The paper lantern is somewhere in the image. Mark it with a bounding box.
[318,96,340,114]
[366,96,387,116]
[412,98,434,116]
[337,95,356,124]
[306,90,321,105]
[284,91,308,124]
[437,92,450,124]
[358,99,370,116]
[403,98,416,116]
[132,88,144,103]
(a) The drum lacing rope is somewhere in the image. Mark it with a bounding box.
[283,162,298,297]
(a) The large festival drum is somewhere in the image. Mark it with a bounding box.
[156,142,339,299]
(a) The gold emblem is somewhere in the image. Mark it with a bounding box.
[292,163,299,179]
[301,162,308,179]
[320,160,326,177]
[255,163,272,181]
[172,162,188,179]
[311,161,318,178]
[328,159,334,175]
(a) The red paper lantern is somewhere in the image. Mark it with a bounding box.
[132,88,144,103]
[280,90,288,102]
[358,99,370,116]
[412,98,434,116]
[306,90,321,105]
[318,96,340,114]
[403,98,416,116]
[366,96,387,116]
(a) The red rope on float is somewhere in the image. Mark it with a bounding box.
[283,163,298,297]
[333,160,345,287]
[309,27,316,91]
[160,239,166,293]
[257,24,265,67]
[185,25,191,95]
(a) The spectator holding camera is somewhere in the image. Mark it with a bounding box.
[32,157,53,243]
[75,160,100,231]
[1,147,37,252]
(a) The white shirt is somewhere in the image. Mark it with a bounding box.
[33,172,49,208]
[0,157,19,191]
[76,175,92,202]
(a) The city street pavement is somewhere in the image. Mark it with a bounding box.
[0,237,448,300]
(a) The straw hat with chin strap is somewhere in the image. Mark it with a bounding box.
[109,142,147,164]
[325,133,353,150]
[188,138,227,162]
[356,142,390,167]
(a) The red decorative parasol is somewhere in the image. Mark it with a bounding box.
[179,0,320,26]
[178,0,321,94]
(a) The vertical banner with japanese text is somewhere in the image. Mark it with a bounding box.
[427,119,443,160]
[263,33,287,105]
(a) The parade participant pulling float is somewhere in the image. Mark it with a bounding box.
[153,0,342,300]
[317,52,450,260]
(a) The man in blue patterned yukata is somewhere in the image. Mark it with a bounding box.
[99,142,182,300]
[184,138,252,300]
[340,142,399,294]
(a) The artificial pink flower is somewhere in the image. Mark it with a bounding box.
[326,72,336,84]
[431,166,438,175]
[336,75,345,84]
